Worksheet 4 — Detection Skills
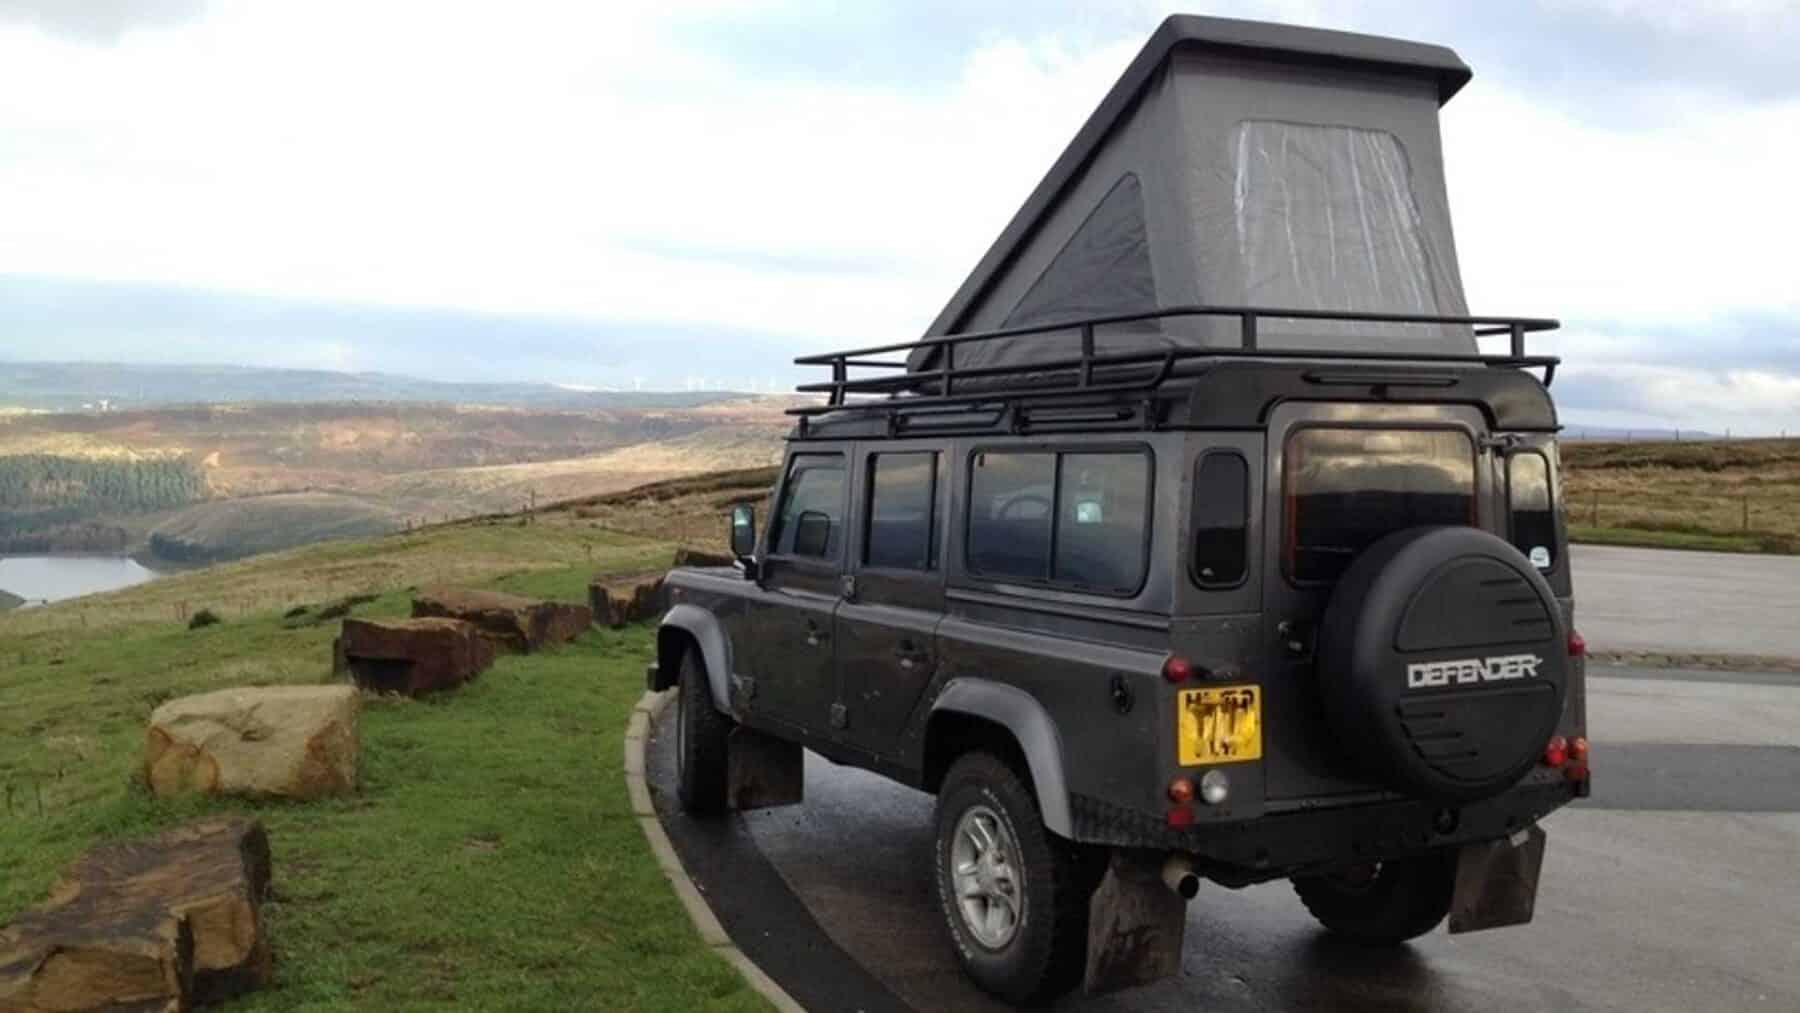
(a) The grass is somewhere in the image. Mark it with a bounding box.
[1562,438,1800,555]
[148,491,407,564]
[0,519,769,1011]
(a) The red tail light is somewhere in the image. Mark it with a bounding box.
[1166,806,1196,828]
[1162,655,1193,683]
[1543,735,1568,768]
[1568,630,1586,657]
[1569,736,1589,763]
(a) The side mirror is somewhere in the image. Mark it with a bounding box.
[793,510,832,558]
[729,503,757,562]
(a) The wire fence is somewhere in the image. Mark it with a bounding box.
[1562,429,1794,442]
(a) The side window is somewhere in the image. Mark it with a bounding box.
[768,454,846,561]
[967,452,1054,582]
[1508,451,1556,570]
[967,448,1151,594]
[1055,452,1150,593]
[1192,451,1249,587]
[865,452,937,570]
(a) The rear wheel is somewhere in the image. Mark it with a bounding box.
[675,648,730,815]
[932,751,1096,1004]
[1292,853,1455,944]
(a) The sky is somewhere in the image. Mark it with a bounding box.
[0,0,1797,431]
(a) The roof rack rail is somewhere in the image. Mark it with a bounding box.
[788,303,1559,422]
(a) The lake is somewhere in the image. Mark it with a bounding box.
[0,556,162,606]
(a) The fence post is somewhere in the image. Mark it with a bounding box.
[1743,495,1750,532]
[1591,489,1600,528]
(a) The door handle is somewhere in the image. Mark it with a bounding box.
[894,641,929,671]
[805,620,829,648]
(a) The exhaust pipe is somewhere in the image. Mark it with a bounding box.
[1162,855,1200,900]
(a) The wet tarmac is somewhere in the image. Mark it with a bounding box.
[649,666,1800,1012]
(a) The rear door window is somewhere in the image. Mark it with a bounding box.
[1284,428,1475,583]
[865,452,938,570]
[1508,451,1556,570]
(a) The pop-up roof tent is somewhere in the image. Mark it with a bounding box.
[908,15,1481,375]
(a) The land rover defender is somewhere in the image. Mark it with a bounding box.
[648,15,1587,1003]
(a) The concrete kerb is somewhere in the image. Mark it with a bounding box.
[627,689,806,1013]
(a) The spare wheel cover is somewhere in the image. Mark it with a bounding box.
[1316,525,1568,803]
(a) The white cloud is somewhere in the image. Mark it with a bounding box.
[0,2,1131,351]
[0,0,1796,432]
[1447,85,1800,325]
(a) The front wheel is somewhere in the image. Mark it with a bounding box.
[932,752,1096,1004]
[1292,853,1455,944]
[674,648,731,815]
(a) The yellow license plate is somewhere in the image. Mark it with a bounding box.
[1177,686,1262,765]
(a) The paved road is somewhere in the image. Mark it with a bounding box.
[1570,545,1800,657]
[649,667,1800,1012]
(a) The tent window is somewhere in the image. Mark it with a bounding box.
[1233,122,1447,323]
[1003,173,1155,329]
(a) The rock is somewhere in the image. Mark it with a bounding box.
[587,575,666,629]
[145,685,359,800]
[410,588,592,652]
[335,617,494,695]
[0,819,272,1011]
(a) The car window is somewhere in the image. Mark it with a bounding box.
[968,449,1150,594]
[769,454,846,560]
[1055,452,1149,592]
[1192,451,1249,587]
[865,452,937,570]
[1508,451,1556,570]
[1284,428,1475,584]
[968,452,1054,582]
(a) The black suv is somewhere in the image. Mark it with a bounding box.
[648,16,1587,1004]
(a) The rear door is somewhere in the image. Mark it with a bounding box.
[1261,402,1495,801]
[834,444,946,757]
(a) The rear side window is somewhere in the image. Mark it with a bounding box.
[967,449,1150,594]
[769,454,846,560]
[1284,428,1475,584]
[1192,452,1249,587]
[865,452,937,570]
[968,452,1055,582]
[1508,451,1556,570]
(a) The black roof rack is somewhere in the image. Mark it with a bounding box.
[789,304,1560,427]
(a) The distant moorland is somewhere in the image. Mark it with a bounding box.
[0,395,794,562]
[0,360,760,413]
[1561,438,1800,554]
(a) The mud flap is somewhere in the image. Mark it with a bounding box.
[1082,851,1187,995]
[727,726,803,811]
[1448,824,1546,934]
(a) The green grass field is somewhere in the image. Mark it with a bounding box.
[0,520,767,1011]
[1562,438,1800,555]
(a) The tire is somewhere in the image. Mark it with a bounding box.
[932,751,1097,1004]
[675,647,730,815]
[1292,853,1456,944]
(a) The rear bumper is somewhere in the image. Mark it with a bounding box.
[1069,780,1578,883]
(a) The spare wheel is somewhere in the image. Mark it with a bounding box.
[1316,525,1568,803]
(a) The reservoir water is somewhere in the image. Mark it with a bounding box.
[0,556,162,606]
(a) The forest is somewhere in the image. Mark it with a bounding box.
[0,454,206,552]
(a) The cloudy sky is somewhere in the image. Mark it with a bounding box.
[1,0,1796,431]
